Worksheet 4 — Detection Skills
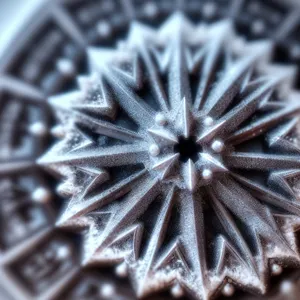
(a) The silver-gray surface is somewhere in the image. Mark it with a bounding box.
[1,1,300,300]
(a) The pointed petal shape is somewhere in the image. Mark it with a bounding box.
[212,177,293,253]
[138,44,169,111]
[231,172,300,216]
[199,153,228,173]
[39,143,149,167]
[84,178,160,262]
[267,118,300,153]
[152,153,179,179]
[197,120,227,143]
[204,42,272,118]
[228,103,300,145]
[56,170,147,227]
[225,152,300,170]
[194,21,233,109]
[127,21,157,46]
[182,97,194,137]
[179,192,207,293]
[137,186,176,294]
[219,78,277,135]
[268,169,300,199]
[183,159,198,191]
[208,188,258,274]
[148,128,178,145]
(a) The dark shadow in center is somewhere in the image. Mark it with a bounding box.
[174,135,201,163]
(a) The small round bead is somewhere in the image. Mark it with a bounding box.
[171,283,184,298]
[251,19,265,35]
[280,280,294,294]
[101,283,115,298]
[202,2,216,18]
[203,116,214,127]
[271,263,283,276]
[149,144,160,157]
[97,21,112,38]
[56,58,75,77]
[202,169,213,181]
[51,125,65,138]
[57,245,71,260]
[211,140,224,153]
[155,113,167,126]
[29,122,48,136]
[222,283,235,297]
[32,187,51,204]
[115,262,128,278]
[144,2,158,18]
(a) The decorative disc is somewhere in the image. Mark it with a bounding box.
[41,10,300,300]
[1,1,300,300]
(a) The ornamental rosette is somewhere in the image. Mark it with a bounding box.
[40,13,300,300]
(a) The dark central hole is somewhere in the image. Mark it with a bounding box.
[174,136,201,162]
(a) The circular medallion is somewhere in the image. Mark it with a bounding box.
[1,1,300,299]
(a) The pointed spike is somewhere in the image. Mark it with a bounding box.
[212,177,292,252]
[49,91,82,110]
[194,21,233,110]
[262,64,296,87]
[77,167,109,196]
[197,120,227,143]
[154,240,187,271]
[204,43,272,117]
[86,178,160,259]
[182,97,193,137]
[225,152,300,170]
[56,170,147,227]
[228,103,300,145]
[127,21,157,46]
[39,143,149,167]
[180,192,207,290]
[138,45,169,111]
[231,172,300,217]
[78,114,143,143]
[241,40,273,63]
[106,72,156,128]
[152,153,179,179]
[87,47,117,72]
[268,170,300,199]
[110,223,144,261]
[199,153,228,173]
[158,12,193,38]
[267,118,299,149]
[163,14,192,112]
[219,78,279,135]
[208,19,234,36]
[113,53,143,89]
[183,159,197,191]
[208,188,258,275]
[148,128,178,145]
[138,186,176,290]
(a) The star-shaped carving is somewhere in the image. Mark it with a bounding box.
[39,13,300,299]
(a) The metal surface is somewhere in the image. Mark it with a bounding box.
[1,1,300,300]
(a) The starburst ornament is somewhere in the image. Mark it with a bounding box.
[40,13,300,299]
